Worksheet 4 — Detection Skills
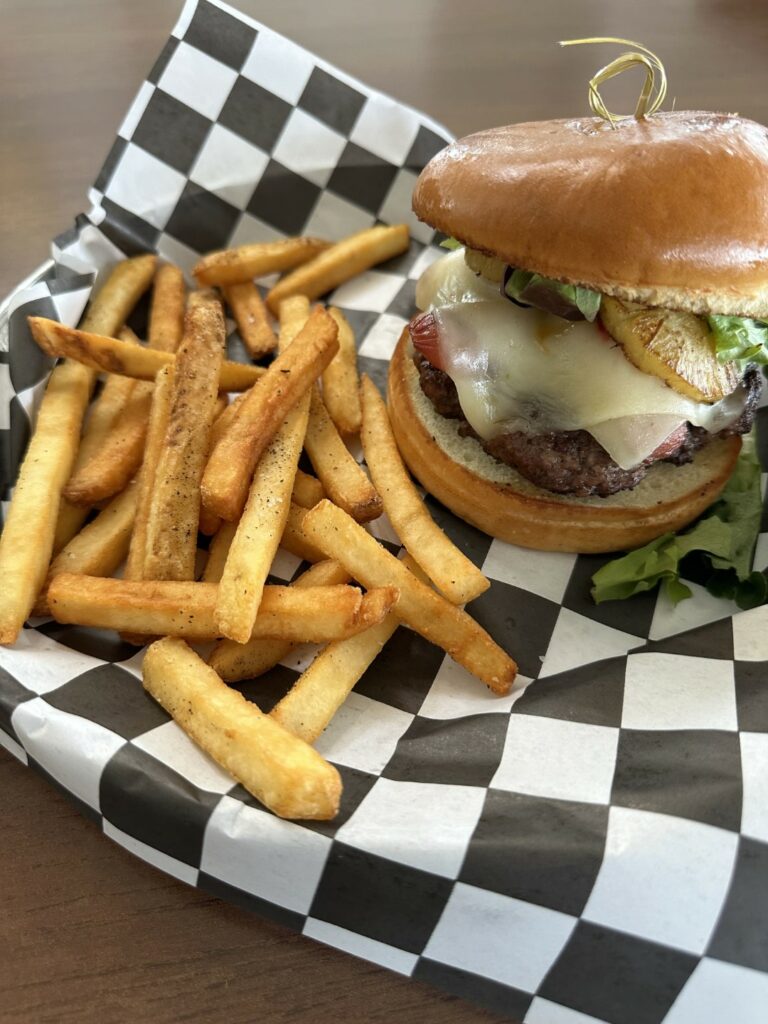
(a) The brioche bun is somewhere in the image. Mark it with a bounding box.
[387,331,741,553]
[412,112,768,319]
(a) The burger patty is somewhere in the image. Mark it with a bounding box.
[414,353,762,497]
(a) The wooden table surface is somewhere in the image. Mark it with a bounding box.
[2,2,768,1021]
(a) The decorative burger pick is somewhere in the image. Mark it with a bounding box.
[387,40,767,554]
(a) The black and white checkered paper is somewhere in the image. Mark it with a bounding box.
[2,2,767,1021]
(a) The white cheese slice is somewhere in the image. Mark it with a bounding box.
[416,250,745,470]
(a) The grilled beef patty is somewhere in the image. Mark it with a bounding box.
[414,352,761,497]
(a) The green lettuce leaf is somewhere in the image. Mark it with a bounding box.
[707,315,768,370]
[439,237,462,250]
[504,270,601,322]
[591,432,766,609]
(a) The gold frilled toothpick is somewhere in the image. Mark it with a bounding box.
[559,37,667,128]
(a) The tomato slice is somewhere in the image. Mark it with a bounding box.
[408,312,444,369]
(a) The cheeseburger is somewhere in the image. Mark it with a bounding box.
[387,110,767,552]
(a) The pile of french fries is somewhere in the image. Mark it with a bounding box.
[0,225,517,821]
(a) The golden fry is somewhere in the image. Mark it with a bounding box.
[0,361,92,643]
[80,254,157,335]
[323,307,361,435]
[149,263,185,352]
[201,306,339,522]
[360,375,490,604]
[27,317,264,390]
[143,291,225,580]
[223,282,277,358]
[278,295,310,350]
[292,469,325,509]
[305,385,382,522]
[266,225,410,313]
[209,559,349,682]
[193,237,330,288]
[201,520,238,584]
[142,637,341,820]
[280,501,327,563]
[301,500,517,693]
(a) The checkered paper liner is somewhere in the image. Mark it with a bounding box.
[2,2,768,1021]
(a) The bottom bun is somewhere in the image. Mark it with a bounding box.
[387,330,741,553]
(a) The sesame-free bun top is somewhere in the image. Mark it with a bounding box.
[412,111,768,318]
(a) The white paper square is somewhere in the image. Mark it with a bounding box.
[337,778,486,878]
[349,94,419,165]
[540,608,643,679]
[408,244,443,281]
[313,691,413,774]
[241,27,315,104]
[492,714,618,805]
[269,547,302,582]
[201,794,331,915]
[330,271,404,313]
[424,882,576,992]
[649,580,738,640]
[752,531,768,572]
[227,211,285,250]
[303,190,374,240]
[358,314,409,360]
[12,698,125,812]
[190,123,268,209]
[0,728,27,765]
[303,919,417,976]
[104,820,198,886]
[740,732,768,843]
[418,655,532,720]
[526,998,610,1024]
[272,108,347,188]
[158,40,238,120]
[378,168,434,245]
[732,604,768,661]
[0,629,106,695]
[132,721,235,794]
[583,806,739,954]
[663,958,768,1024]
[117,80,155,140]
[622,653,737,731]
[0,364,11,429]
[105,142,187,230]
[482,539,577,605]
[157,232,199,278]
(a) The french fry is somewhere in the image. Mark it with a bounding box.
[34,482,138,616]
[149,263,185,352]
[323,307,361,435]
[280,502,327,563]
[0,361,92,643]
[47,574,376,643]
[201,306,339,522]
[304,385,382,522]
[207,392,246,451]
[143,291,225,581]
[142,637,341,820]
[278,295,310,349]
[124,365,174,581]
[201,521,238,583]
[223,282,277,358]
[266,225,410,313]
[301,500,517,693]
[360,375,490,604]
[209,559,350,681]
[216,394,309,642]
[193,237,330,288]
[27,317,264,390]
[80,254,158,335]
[292,469,325,509]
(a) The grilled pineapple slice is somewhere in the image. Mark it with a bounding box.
[600,296,741,403]
[464,247,505,283]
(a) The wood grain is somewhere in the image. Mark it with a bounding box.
[3,1,768,1021]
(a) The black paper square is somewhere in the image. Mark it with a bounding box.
[382,714,508,787]
[301,765,379,839]
[44,664,168,740]
[9,296,56,394]
[708,836,768,973]
[132,88,212,175]
[93,136,128,194]
[0,399,31,501]
[385,279,417,320]
[310,842,453,953]
[247,160,321,236]
[0,666,34,742]
[469,579,560,679]
[100,199,160,256]
[539,921,698,1024]
[36,621,139,664]
[357,354,390,395]
[146,35,179,85]
[100,744,221,866]
[513,657,627,728]
[28,756,102,825]
[327,142,399,215]
[184,0,257,71]
[354,627,444,715]
[198,872,305,932]
[378,239,426,278]
[645,616,735,661]
[613,729,742,832]
[219,76,292,152]
[334,309,381,350]
[405,125,448,173]
[563,552,657,639]
[165,182,241,253]
[298,67,365,136]
[735,660,768,731]
[413,959,532,1021]
[460,790,609,916]
[423,494,495,574]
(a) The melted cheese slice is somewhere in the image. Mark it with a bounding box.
[415,250,746,470]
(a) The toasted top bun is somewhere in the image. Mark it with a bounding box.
[388,330,740,553]
[412,111,768,318]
